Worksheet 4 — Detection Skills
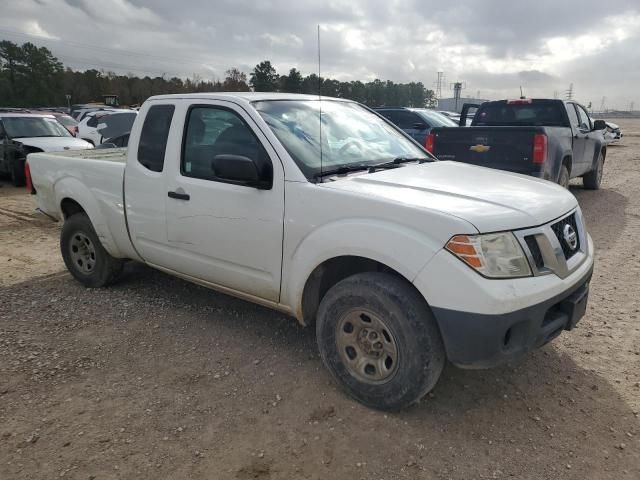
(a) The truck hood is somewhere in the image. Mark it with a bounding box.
[15,137,93,152]
[322,161,577,232]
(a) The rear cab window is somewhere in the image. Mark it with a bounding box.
[137,104,175,172]
[473,100,569,127]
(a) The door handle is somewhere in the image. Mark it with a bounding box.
[168,191,190,201]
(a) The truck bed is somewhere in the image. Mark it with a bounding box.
[33,147,128,163]
[27,147,133,259]
[430,125,566,177]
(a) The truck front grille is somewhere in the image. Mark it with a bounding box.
[515,209,588,279]
[550,213,580,260]
[524,236,544,269]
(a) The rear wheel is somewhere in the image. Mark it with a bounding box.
[316,272,445,410]
[61,213,123,287]
[583,152,604,190]
[558,165,570,188]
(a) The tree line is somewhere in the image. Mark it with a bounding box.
[0,40,435,108]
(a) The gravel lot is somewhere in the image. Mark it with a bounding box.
[1,120,639,479]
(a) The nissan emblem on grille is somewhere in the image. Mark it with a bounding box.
[563,224,578,251]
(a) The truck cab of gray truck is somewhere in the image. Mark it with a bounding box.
[427,99,606,189]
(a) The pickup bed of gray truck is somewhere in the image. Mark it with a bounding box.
[428,99,606,189]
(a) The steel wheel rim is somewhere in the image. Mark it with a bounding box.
[336,308,399,384]
[69,232,96,274]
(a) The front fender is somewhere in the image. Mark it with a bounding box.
[54,177,124,258]
[281,218,468,320]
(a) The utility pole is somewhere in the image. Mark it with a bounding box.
[435,71,444,101]
[451,81,466,112]
[553,90,558,99]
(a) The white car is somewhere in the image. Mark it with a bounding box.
[0,113,93,186]
[28,93,594,410]
[77,110,137,146]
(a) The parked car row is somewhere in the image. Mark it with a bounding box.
[0,106,137,185]
[0,112,93,186]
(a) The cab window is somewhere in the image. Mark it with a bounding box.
[137,104,175,172]
[181,106,272,186]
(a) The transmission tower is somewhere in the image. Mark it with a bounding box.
[599,96,606,113]
[553,90,559,99]
[565,83,574,100]
[630,101,635,113]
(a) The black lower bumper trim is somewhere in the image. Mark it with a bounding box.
[431,265,593,369]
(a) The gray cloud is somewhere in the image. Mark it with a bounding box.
[1,0,638,108]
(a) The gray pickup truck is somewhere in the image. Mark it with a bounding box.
[427,99,607,189]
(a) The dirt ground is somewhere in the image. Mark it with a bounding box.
[1,120,639,480]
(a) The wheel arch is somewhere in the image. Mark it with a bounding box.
[283,218,468,325]
[54,176,123,258]
[300,255,414,327]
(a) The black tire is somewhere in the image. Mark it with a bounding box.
[60,213,123,287]
[10,159,26,187]
[557,164,570,188]
[583,152,604,190]
[316,272,445,410]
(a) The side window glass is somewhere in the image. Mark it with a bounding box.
[575,105,590,131]
[182,107,272,185]
[393,111,421,129]
[86,115,100,128]
[137,104,174,172]
[566,104,580,129]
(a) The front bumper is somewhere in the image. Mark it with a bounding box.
[413,230,594,369]
[430,264,592,368]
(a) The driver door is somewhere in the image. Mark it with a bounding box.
[162,102,285,302]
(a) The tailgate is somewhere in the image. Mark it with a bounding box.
[431,127,542,175]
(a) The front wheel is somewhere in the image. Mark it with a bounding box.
[316,272,445,410]
[60,213,123,287]
[583,152,604,190]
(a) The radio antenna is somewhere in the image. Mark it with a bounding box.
[317,24,323,181]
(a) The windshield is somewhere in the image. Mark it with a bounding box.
[414,110,458,127]
[473,101,568,127]
[55,115,78,127]
[254,100,429,179]
[3,116,72,138]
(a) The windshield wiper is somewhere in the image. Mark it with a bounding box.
[313,164,371,180]
[368,157,427,171]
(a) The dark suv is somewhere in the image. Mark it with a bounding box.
[374,107,458,146]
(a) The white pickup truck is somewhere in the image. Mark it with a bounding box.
[28,93,594,410]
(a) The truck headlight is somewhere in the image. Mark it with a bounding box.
[446,232,532,278]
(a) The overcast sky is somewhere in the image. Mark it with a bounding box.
[2,0,639,109]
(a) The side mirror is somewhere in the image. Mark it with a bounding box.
[412,122,427,130]
[592,119,606,131]
[212,154,269,189]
